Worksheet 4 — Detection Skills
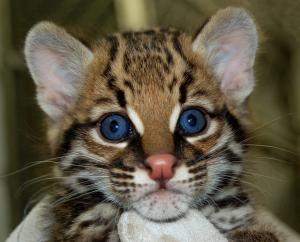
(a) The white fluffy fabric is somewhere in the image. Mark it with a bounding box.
[6,199,300,242]
[6,197,53,242]
[118,210,227,242]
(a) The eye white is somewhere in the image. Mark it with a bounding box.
[90,129,128,149]
[169,103,181,133]
[126,106,144,135]
[186,120,218,144]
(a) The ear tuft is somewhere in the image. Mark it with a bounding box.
[24,21,93,121]
[193,7,258,105]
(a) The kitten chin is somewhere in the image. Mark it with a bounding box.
[132,191,191,222]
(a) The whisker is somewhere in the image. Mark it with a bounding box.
[0,158,61,178]
[245,144,297,155]
[247,113,294,135]
[246,155,292,165]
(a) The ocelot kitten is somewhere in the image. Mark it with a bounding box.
[24,7,279,242]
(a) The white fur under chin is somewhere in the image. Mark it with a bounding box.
[118,209,228,242]
[132,191,191,221]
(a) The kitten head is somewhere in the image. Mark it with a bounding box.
[25,7,257,221]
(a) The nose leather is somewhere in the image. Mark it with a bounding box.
[145,154,177,181]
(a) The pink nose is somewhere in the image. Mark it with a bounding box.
[145,154,177,181]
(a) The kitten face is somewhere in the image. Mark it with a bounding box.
[25,8,257,222]
[54,32,244,221]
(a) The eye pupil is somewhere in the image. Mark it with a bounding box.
[178,108,207,135]
[110,120,119,133]
[99,114,132,141]
[187,114,197,127]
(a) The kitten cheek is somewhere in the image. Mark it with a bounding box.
[168,164,208,196]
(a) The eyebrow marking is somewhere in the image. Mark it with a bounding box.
[126,106,144,135]
[169,103,181,133]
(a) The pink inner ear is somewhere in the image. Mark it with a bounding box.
[34,48,65,91]
[33,47,76,118]
[211,30,254,102]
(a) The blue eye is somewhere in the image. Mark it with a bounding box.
[178,108,207,135]
[99,114,132,141]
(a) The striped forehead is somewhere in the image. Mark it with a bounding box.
[83,29,223,129]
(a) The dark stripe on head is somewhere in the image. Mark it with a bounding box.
[116,89,127,107]
[225,110,247,144]
[103,35,119,78]
[106,35,119,62]
[172,33,194,69]
[179,71,194,103]
[172,34,185,59]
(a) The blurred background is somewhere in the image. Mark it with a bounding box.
[0,0,300,240]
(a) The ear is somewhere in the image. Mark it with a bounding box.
[24,22,94,121]
[192,7,258,105]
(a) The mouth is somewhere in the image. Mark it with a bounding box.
[132,189,191,222]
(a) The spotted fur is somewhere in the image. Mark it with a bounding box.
[24,7,279,242]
